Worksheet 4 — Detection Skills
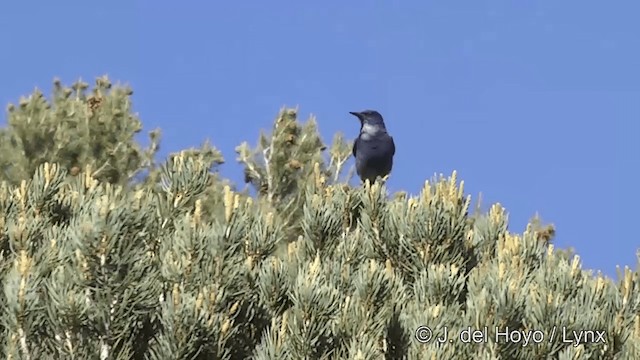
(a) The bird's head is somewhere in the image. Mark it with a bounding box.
[349,110,386,129]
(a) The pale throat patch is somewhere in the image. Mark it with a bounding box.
[360,123,383,140]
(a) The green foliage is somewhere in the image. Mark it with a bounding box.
[236,108,353,246]
[0,76,160,187]
[0,77,638,359]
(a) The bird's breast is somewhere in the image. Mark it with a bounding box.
[355,136,394,158]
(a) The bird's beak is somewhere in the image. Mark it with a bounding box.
[349,111,362,120]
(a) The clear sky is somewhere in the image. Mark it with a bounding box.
[1,2,638,277]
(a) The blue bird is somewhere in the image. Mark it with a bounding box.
[350,110,396,184]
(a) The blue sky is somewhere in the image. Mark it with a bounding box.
[1,2,638,277]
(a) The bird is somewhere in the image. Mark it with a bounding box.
[350,110,396,184]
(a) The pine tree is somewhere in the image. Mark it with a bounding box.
[0,76,638,359]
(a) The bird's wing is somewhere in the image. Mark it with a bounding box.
[352,138,358,157]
